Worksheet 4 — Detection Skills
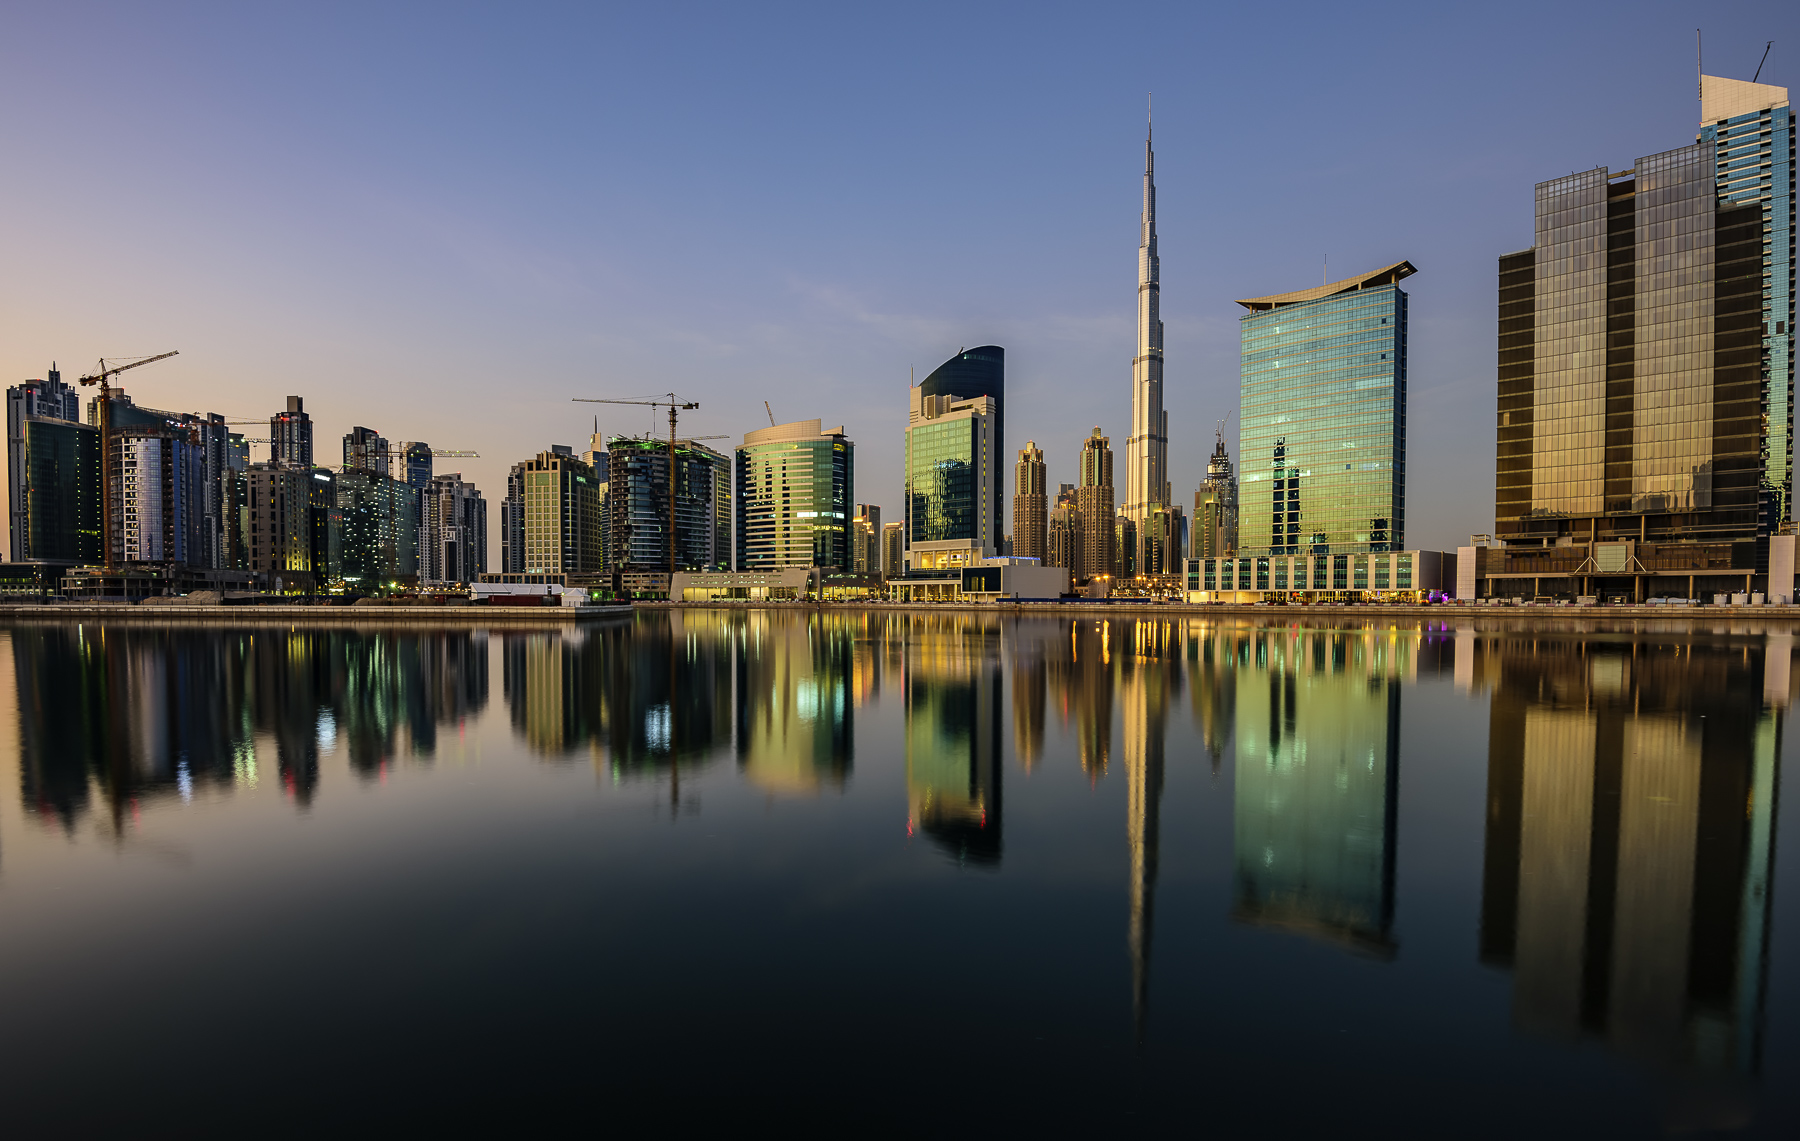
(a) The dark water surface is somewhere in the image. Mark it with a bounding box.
[1,611,1797,1136]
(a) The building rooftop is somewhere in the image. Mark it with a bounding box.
[1236,260,1417,312]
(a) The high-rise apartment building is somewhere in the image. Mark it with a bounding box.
[736,419,853,571]
[388,441,433,497]
[1048,486,1080,578]
[271,396,313,468]
[421,473,486,585]
[608,437,729,574]
[1076,428,1115,580]
[342,427,388,472]
[1238,262,1413,556]
[1478,73,1795,601]
[500,462,527,573]
[87,391,234,571]
[7,366,97,564]
[1012,441,1047,561]
[851,504,882,574]
[918,346,1004,535]
[109,427,203,564]
[881,521,905,578]
[519,447,605,575]
[245,464,335,592]
[337,468,418,586]
[1125,114,1170,535]
[1193,430,1239,558]
[905,384,999,570]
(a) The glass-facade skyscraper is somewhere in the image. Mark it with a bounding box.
[735,418,853,572]
[905,382,998,570]
[1236,262,1413,556]
[918,346,1003,538]
[1488,75,1793,597]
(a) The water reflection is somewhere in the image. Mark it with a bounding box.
[11,624,488,821]
[904,615,1002,864]
[1471,635,1780,1076]
[1229,628,1408,956]
[0,611,1792,1119]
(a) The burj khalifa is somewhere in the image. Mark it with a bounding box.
[1124,109,1169,527]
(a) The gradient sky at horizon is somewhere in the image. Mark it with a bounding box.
[3,1,1796,560]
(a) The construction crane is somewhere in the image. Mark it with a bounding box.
[764,401,776,427]
[78,351,179,569]
[572,394,700,578]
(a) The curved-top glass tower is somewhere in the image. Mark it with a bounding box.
[920,346,1003,532]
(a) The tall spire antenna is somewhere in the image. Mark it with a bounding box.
[1697,29,1703,106]
[1754,40,1772,84]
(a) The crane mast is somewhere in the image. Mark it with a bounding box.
[573,394,700,584]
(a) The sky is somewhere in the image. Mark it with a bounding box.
[3,0,1797,562]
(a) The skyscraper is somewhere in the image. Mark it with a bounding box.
[880,521,904,578]
[421,473,486,585]
[1238,262,1413,556]
[1485,73,1794,600]
[851,504,881,574]
[499,461,526,574]
[1013,441,1047,562]
[271,396,312,468]
[1048,484,1080,578]
[7,366,96,563]
[905,384,999,570]
[109,426,203,564]
[1194,429,1239,558]
[1077,428,1115,580]
[520,446,604,575]
[608,437,730,573]
[1125,112,1169,531]
[918,346,1004,536]
[342,427,388,473]
[736,419,853,571]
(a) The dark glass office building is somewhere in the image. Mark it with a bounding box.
[1484,74,1794,599]
[919,347,1004,532]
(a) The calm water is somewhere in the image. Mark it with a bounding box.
[1,611,1797,1135]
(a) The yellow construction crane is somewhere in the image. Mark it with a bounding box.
[571,393,701,575]
[78,351,179,569]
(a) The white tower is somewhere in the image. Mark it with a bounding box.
[1124,104,1169,526]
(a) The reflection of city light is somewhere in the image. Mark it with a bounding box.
[645,704,671,750]
[177,760,193,803]
[316,710,337,754]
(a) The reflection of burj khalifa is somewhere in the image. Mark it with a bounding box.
[1121,621,1175,1039]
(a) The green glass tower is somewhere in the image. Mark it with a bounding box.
[735,419,853,571]
[1237,262,1413,556]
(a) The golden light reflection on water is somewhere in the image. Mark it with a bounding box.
[0,611,1786,1097]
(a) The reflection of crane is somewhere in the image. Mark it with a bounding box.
[571,394,700,576]
[78,351,179,569]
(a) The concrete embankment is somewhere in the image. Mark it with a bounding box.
[0,602,633,626]
[635,599,1800,625]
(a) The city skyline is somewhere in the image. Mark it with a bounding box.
[3,6,1798,566]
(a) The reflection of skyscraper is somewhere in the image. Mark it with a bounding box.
[1231,629,1401,955]
[1121,621,1175,1038]
[1189,624,1237,776]
[1478,638,1780,1073]
[736,612,853,793]
[8,625,491,821]
[904,616,1002,864]
[1009,635,1045,772]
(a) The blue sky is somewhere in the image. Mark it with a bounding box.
[3,0,1795,559]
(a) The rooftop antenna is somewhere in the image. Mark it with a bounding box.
[1754,40,1773,84]
[1697,29,1703,106]
[1323,254,1328,287]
